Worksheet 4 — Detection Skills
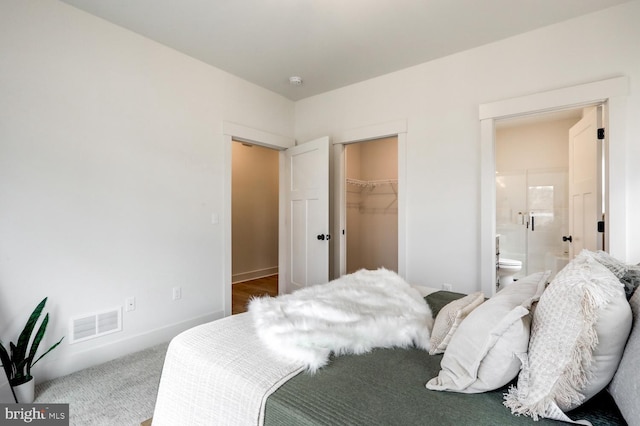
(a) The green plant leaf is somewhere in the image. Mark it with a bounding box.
[9,342,17,360]
[15,358,27,375]
[31,337,64,368]
[25,313,48,377]
[1,297,63,385]
[14,298,47,364]
[6,343,19,383]
[10,373,33,387]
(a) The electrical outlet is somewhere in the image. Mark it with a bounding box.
[442,283,453,291]
[125,297,136,312]
[172,286,182,301]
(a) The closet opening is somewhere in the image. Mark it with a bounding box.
[231,140,279,314]
[344,136,398,273]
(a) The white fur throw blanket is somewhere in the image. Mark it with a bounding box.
[249,268,434,372]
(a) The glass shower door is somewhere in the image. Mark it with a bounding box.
[526,169,568,276]
[496,168,568,279]
[496,171,527,274]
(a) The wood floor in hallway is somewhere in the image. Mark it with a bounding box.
[232,274,278,314]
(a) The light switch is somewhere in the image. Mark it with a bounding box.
[172,286,182,300]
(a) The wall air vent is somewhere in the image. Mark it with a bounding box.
[70,307,122,344]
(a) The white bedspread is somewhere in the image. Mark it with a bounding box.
[152,273,438,426]
[152,313,304,426]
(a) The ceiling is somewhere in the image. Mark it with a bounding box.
[59,0,631,101]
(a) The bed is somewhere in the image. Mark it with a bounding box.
[153,253,640,426]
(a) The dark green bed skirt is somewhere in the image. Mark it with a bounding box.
[264,291,626,426]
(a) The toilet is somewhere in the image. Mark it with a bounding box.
[497,257,522,288]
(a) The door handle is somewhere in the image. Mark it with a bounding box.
[317,234,331,241]
[563,235,573,243]
[531,215,534,232]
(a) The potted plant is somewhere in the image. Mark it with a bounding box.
[0,297,64,403]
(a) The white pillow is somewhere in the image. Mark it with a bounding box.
[426,271,549,393]
[504,251,632,422]
[429,292,485,355]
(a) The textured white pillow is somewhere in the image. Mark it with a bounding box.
[429,292,485,355]
[426,271,549,393]
[504,251,632,422]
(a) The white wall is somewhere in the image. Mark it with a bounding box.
[295,1,640,293]
[496,117,579,172]
[231,142,279,282]
[0,0,293,382]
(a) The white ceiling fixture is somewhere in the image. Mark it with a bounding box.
[59,0,632,101]
[289,76,303,86]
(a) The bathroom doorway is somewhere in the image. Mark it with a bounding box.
[480,77,625,297]
[495,105,605,280]
[231,141,279,313]
[344,136,398,273]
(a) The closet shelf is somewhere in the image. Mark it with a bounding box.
[346,179,398,198]
[346,177,398,213]
[346,178,398,189]
[348,205,398,214]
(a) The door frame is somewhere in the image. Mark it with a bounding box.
[334,120,408,279]
[222,121,294,317]
[479,76,629,297]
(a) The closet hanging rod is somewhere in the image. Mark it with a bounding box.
[346,178,398,187]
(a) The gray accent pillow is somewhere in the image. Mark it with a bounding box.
[620,264,640,300]
[608,288,640,426]
[591,250,640,299]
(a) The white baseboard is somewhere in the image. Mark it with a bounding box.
[232,267,278,284]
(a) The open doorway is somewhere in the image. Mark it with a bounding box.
[495,109,581,282]
[479,76,627,297]
[231,141,279,314]
[495,105,605,285]
[344,136,398,273]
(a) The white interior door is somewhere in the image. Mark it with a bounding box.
[284,137,330,292]
[568,106,603,258]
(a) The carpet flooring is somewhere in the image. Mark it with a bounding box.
[35,342,169,426]
[31,278,277,425]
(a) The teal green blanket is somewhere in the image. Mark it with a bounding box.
[264,291,624,426]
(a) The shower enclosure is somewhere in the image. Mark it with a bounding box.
[496,167,569,279]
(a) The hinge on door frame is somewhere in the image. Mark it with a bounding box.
[597,128,605,140]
